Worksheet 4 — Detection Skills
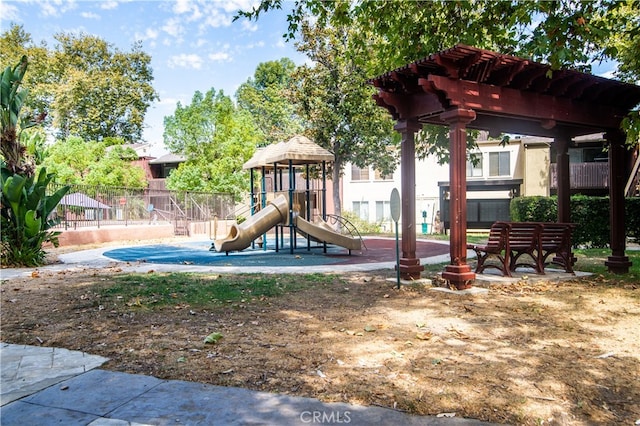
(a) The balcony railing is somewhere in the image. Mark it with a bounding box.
[550,162,609,190]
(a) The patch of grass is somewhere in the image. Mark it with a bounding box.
[573,248,640,284]
[100,273,337,308]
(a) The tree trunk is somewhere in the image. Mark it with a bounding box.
[331,157,342,217]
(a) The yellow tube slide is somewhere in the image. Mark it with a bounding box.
[296,216,361,251]
[213,194,289,252]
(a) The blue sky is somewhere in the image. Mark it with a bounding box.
[1,0,307,156]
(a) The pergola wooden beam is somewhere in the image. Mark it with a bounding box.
[369,44,640,289]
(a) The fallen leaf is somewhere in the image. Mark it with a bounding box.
[31,271,40,278]
[204,332,223,344]
[416,331,433,340]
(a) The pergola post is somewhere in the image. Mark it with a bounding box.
[605,131,632,273]
[440,107,476,290]
[395,118,424,280]
[555,134,571,223]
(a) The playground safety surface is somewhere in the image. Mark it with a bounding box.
[100,237,451,268]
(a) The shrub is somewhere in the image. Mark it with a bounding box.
[511,195,638,248]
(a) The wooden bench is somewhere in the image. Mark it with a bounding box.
[468,221,576,276]
[502,222,544,274]
[538,222,576,273]
[466,222,513,276]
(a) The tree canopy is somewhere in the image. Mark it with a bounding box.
[163,89,259,198]
[238,0,640,144]
[236,58,305,146]
[1,24,158,143]
[291,22,399,214]
[42,136,147,188]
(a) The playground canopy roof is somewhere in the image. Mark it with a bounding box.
[243,135,334,169]
[60,192,111,210]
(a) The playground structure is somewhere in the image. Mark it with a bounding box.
[213,135,362,254]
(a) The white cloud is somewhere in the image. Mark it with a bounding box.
[39,0,77,17]
[202,8,233,28]
[246,41,265,49]
[162,16,185,41]
[173,0,191,14]
[208,52,231,62]
[135,28,159,42]
[81,11,100,19]
[241,20,257,32]
[168,53,203,70]
[99,1,119,10]
[173,0,202,21]
[0,2,19,21]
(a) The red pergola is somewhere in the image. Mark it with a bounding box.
[370,44,640,289]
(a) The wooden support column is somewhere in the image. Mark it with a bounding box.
[605,131,632,273]
[440,107,476,290]
[395,118,424,280]
[555,134,571,223]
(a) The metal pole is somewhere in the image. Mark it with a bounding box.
[395,220,400,289]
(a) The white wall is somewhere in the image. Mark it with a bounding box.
[342,139,527,232]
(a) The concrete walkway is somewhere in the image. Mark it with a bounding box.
[1,343,495,425]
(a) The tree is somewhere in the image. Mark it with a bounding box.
[0,25,51,130]
[236,58,305,146]
[292,22,399,215]
[42,136,147,188]
[1,25,158,142]
[163,89,259,197]
[237,0,640,146]
[1,55,69,266]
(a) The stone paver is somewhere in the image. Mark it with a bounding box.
[1,366,495,426]
[1,343,108,406]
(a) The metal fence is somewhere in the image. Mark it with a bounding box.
[50,183,236,234]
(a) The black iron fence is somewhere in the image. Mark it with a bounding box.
[49,184,236,234]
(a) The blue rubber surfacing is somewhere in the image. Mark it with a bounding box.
[103,240,351,267]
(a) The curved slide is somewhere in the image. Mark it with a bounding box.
[213,194,361,253]
[296,216,361,251]
[213,194,289,253]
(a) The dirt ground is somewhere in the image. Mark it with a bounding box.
[1,247,639,425]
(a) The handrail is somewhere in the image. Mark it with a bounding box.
[625,155,640,197]
[226,204,252,221]
[325,214,367,251]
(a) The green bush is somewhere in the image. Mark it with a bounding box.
[340,211,381,234]
[627,198,640,242]
[1,167,69,266]
[510,196,557,222]
[510,195,639,248]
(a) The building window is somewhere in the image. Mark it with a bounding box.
[489,152,510,177]
[352,201,369,221]
[351,165,370,181]
[374,169,393,181]
[466,153,483,177]
[375,201,390,222]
